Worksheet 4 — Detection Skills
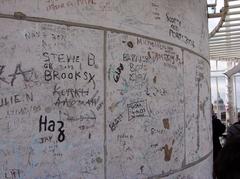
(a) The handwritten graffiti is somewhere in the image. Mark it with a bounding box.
[39,115,65,142]
[109,113,123,132]
[53,84,89,99]
[127,100,149,121]
[4,169,23,179]
[0,64,34,87]
[166,13,195,48]
[54,90,100,108]
[113,63,124,83]
[0,92,33,108]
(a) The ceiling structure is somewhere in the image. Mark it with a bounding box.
[209,0,240,61]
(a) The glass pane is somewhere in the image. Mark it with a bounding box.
[217,77,227,105]
[216,0,224,12]
[208,18,221,32]
[235,76,240,112]
[212,77,227,119]
[217,61,227,71]
[227,61,234,69]
[210,60,217,71]
[207,0,224,13]
[207,0,215,4]
[211,77,217,104]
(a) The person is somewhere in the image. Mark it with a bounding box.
[226,114,240,141]
[214,136,240,179]
[212,107,226,161]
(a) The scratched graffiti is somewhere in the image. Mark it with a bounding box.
[0,0,212,178]
[0,19,104,179]
[0,0,208,57]
[106,32,185,178]
[127,100,149,121]
[184,51,212,164]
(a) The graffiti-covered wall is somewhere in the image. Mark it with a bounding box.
[0,0,212,178]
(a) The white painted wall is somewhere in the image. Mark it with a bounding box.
[0,0,212,178]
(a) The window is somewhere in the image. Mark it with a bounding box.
[217,77,227,105]
[217,61,227,71]
[211,77,217,103]
[235,76,240,112]
[210,60,217,71]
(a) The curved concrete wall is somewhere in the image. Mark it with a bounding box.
[0,0,212,178]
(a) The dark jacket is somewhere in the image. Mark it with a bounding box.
[214,136,240,179]
[227,121,240,140]
[212,114,226,161]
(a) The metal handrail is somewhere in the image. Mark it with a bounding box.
[209,0,229,38]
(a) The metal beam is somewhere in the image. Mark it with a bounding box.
[208,12,223,18]
[209,42,240,48]
[218,28,240,33]
[222,22,240,27]
[210,56,240,60]
[209,53,240,58]
[225,17,240,22]
[209,38,240,45]
[210,55,240,59]
[229,4,240,9]
[210,51,240,56]
[211,53,239,56]
[210,50,240,54]
[210,42,240,47]
[210,51,240,55]
[210,53,240,57]
[210,48,240,53]
[210,47,240,52]
[208,3,217,7]
[210,45,240,50]
[210,56,240,61]
[209,47,240,53]
[227,11,240,16]
[209,35,240,42]
[212,31,240,37]
[211,55,239,59]
[209,33,240,42]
